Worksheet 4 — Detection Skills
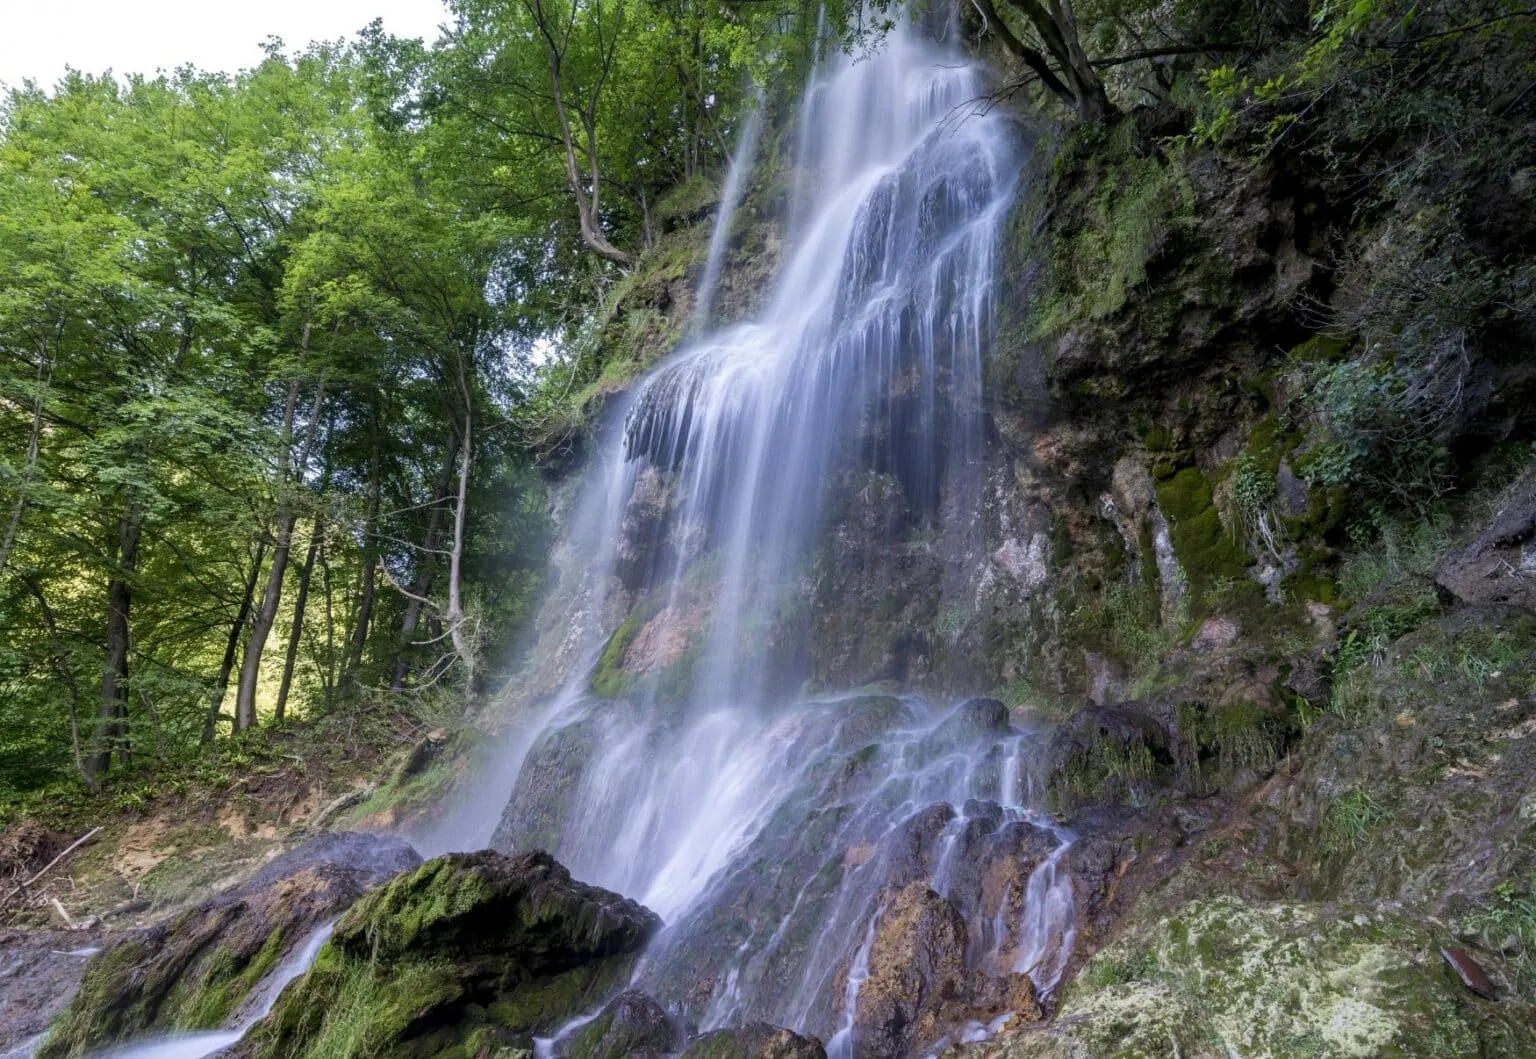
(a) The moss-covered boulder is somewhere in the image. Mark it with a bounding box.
[234,849,660,1059]
[562,990,679,1059]
[38,832,419,1058]
[680,1022,827,1059]
[959,896,1534,1058]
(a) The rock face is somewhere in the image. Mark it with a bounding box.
[850,881,1041,1058]
[956,897,1535,1058]
[236,849,660,1058]
[0,931,97,1056]
[680,1022,827,1059]
[1437,467,1536,612]
[37,832,419,1058]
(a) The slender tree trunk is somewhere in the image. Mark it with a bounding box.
[273,503,325,724]
[203,539,267,742]
[342,417,382,692]
[390,432,460,690]
[534,2,632,267]
[322,533,336,709]
[26,578,90,788]
[235,367,325,730]
[0,352,50,582]
[87,498,141,780]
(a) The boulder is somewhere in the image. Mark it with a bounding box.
[850,882,968,1057]
[37,832,419,1058]
[680,1022,827,1059]
[562,990,679,1058]
[236,849,660,1058]
[849,881,1044,1058]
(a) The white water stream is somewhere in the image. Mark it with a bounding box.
[79,921,335,1059]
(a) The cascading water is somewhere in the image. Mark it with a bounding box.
[484,17,1074,1056]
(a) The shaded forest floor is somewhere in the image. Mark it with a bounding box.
[0,697,465,936]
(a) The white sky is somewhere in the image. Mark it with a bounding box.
[0,0,451,91]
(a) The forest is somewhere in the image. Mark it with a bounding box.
[0,0,831,799]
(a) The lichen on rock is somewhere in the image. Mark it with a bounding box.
[958,896,1535,1058]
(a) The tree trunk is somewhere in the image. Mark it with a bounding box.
[26,579,90,788]
[234,368,325,731]
[445,405,472,681]
[342,418,382,692]
[534,1,632,267]
[0,352,49,582]
[390,432,460,690]
[273,504,324,724]
[203,539,267,742]
[86,498,141,781]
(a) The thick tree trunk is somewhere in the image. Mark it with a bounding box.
[390,433,460,690]
[203,540,267,742]
[86,499,141,780]
[273,504,324,724]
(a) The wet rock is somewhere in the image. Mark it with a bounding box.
[238,850,660,1058]
[1436,467,1536,612]
[680,1021,826,1059]
[851,882,968,1057]
[241,830,418,891]
[37,831,420,1058]
[1274,460,1310,518]
[563,990,679,1058]
[0,931,97,1055]
[828,695,920,752]
[947,699,1012,738]
[1045,705,1173,808]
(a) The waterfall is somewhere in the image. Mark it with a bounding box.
[485,18,1074,1053]
[693,94,764,331]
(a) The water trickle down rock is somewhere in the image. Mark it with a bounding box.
[37,832,420,1059]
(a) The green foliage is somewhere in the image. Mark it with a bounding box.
[1031,120,1196,334]
[1322,786,1387,854]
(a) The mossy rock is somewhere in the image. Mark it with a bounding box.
[968,897,1534,1058]
[563,990,679,1059]
[39,833,420,1058]
[236,850,661,1059]
[1153,465,1250,607]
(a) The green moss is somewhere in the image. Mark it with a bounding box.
[1154,465,1250,607]
[589,614,641,698]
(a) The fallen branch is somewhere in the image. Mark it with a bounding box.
[0,826,103,911]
